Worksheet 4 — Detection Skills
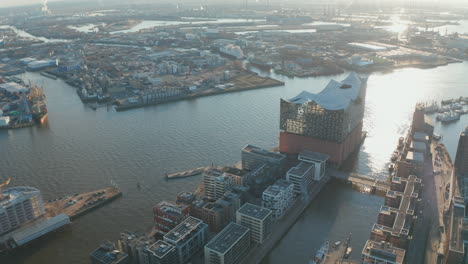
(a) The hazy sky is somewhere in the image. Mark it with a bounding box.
[1,0,467,8]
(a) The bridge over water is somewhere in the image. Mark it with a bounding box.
[329,168,391,192]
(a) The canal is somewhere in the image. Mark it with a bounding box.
[0,61,467,263]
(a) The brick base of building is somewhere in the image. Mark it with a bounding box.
[279,122,364,166]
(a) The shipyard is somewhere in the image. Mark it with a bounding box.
[0,1,468,264]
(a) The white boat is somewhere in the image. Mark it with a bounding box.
[450,103,463,110]
[440,111,460,123]
[433,133,442,141]
[309,241,329,264]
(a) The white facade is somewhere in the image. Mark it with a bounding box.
[203,169,233,200]
[262,179,294,219]
[236,203,272,244]
[286,162,315,195]
[0,186,45,235]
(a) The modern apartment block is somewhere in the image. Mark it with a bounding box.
[279,72,367,166]
[286,161,315,195]
[298,150,329,181]
[236,203,272,244]
[0,186,45,235]
[203,168,233,200]
[241,144,286,172]
[145,240,178,264]
[362,240,405,264]
[204,223,251,264]
[163,216,208,264]
[262,179,294,219]
[153,201,190,238]
[119,231,155,264]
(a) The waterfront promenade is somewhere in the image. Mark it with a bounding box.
[240,176,331,264]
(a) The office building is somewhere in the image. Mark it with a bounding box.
[176,192,196,206]
[279,72,367,166]
[241,144,286,172]
[236,203,272,244]
[286,162,315,195]
[262,179,294,219]
[362,240,405,264]
[0,186,45,235]
[204,223,251,264]
[203,169,233,200]
[153,201,189,238]
[90,241,130,264]
[145,240,178,264]
[163,216,208,264]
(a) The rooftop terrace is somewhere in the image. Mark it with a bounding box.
[164,216,206,244]
[205,223,249,254]
[237,203,272,221]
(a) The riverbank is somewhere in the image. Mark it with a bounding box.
[115,73,284,111]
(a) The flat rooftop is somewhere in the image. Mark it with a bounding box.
[410,141,427,153]
[413,132,429,142]
[362,240,405,264]
[287,161,314,177]
[449,196,465,253]
[237,203,272,221]
[263,179,293,197]
[378,175,420,237]
[164,216,206,244]
[299,150,330,163]
[406,151,424,163]
[205,223,249,254]
[146,240,175,258]
[242,144,286,160]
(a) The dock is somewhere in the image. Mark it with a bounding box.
[44,186,122,220]
[166,167,210,179]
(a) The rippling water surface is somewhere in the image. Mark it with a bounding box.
[0,62,467,263]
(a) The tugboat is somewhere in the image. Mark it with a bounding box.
[309,241,329,264]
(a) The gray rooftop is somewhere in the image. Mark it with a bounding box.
[406,151,424,163]
[288,161,314,177]
[205,223,249,254]
[90,241,129,264]
[164,216,206,244]
[362,240,405,264]
[413,132,429,142]
[146,240,175,258]
[299,150,330,163]
[242,144,286,160]
[263,179,293,197]
[237,203,272,221]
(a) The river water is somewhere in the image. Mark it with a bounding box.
[0,61,467,263]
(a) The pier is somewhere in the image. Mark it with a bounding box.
[166,167,211,180]
[44,186,122,220]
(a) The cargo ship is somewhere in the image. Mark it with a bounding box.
[28,85,48,124]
